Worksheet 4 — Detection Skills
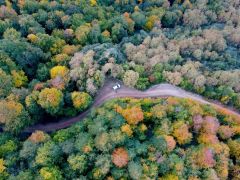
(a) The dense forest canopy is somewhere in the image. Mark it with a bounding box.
[1,0,240,179]
[0,0,240,133]
[1,97,240,179]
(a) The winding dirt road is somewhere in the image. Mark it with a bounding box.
[25,78,240,133]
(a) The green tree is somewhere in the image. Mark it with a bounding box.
[128,161,143,180]
[39,166,63,180]
[67,154,87,173]
[131,11,146,29]
[0,68,13,98]
[35,141,61,166]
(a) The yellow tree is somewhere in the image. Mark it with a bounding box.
[37,88,64,115]
[71,91,92,111]
[50,65,69,90]
[172,121,192,145]
[11,70,28,88]
[0,159,6,173]
[50,65,69,80]
[116,105,144,125]
[0,100,30,133]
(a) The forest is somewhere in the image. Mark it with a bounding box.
[0,0,240,133]
[0,0,240,179]
[1,97,240,179]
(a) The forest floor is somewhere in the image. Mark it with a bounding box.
[25,78,240,133]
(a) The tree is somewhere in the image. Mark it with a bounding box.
[109,129,126,146]
[0,68,13,98]
[164,135,176,152]
[19,140,38,160]
[0,39,45,76]
[0,159,6,173]
[150,104,167,119]
[131,11,146,29]
[35,141,61,166]
[39,167,63,180]
[28,130,49,143]
[0,138,17,157]
[18,14,44,35]
[9,171,34,180]
[116,105,144,125]
[111,23,127,42]
[75,23,91,45]
[0,20,10,36]
[200,116,220,135]
[112,147,129,168]
[228,139,240,161]
[3,28,21,40]
[93,154,111,178]
[50,38,66,55]
[172,121,192,145]
[94,132,112,152]
[128,161,143,180]
[136,77,150,90]
[62,44,79,55]
[37,88,64,115]
[67,154,87,173]
[121,124,133,137]
[36,63,50,81]
[218,125,234,140]
[163,71,182,86]
[189,146,216,169]
[123,70,139,88]
[145,15,159,31]
[183,9,207,28]
[71,91,92,111]
[88,22,101,44]
[0,100,30,133]
[11,70,28,88]
[0,52,17,73]
[162,11,181,28]
[50,65,69,89]
[25,90,42,121]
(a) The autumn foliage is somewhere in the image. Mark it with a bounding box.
[37,88,64,115]
[172,121,192,145]
[191,147,216,169]
[112,147,129,168]
[71,91,92,111]
[116,105,144,125]
[1,97,240,179]
[28,130,48,143]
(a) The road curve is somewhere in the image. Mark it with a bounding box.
[25,78,240,133]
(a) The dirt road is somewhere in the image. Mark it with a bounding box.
[25,78,240,133]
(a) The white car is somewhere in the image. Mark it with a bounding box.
[113,83,121,91]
